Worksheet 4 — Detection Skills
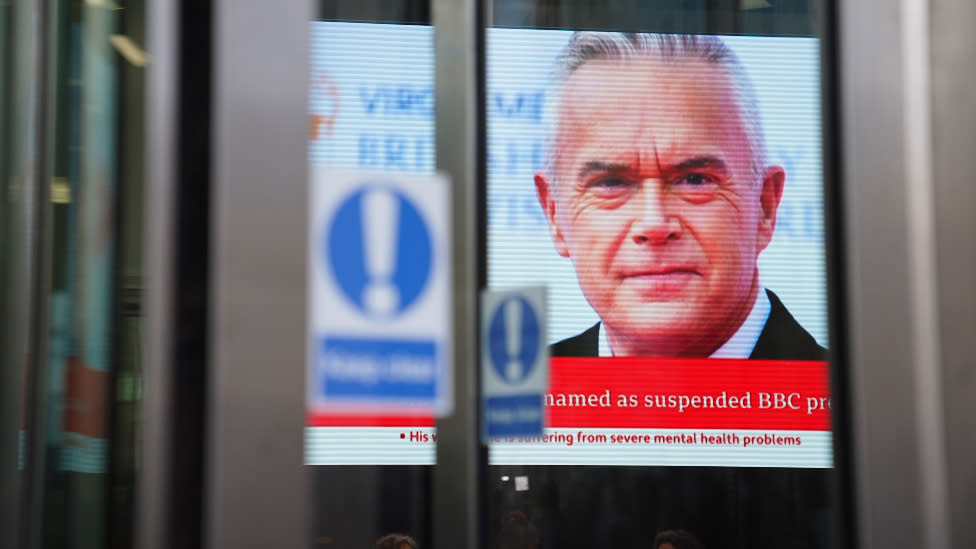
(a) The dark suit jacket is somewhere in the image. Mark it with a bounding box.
[551,289,827,360]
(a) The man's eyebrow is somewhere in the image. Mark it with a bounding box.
[670,156,729,173]
[576,161,631,180]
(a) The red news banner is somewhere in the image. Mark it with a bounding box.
[543,358,830,431]
[306,358,831,465]
[308,357,831,432]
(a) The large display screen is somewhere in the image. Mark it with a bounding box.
[308,22,830,469]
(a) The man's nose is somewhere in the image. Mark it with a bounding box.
[631,181,681,245]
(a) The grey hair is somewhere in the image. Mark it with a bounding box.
[545,32,768,182]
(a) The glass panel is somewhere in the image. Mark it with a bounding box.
[484,2,834,549]
[0,0,42,544]
[309,2,435,548]
[308,1,837,548]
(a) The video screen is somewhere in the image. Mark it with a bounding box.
[308,22,830,469]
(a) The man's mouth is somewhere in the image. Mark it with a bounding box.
[622,266,700,277]
[620,267,701,295]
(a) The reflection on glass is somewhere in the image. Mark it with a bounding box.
[25,0,146,547]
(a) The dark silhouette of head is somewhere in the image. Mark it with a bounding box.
[653,529,705,549]
[373,533,418,549]
[494,511,540,549]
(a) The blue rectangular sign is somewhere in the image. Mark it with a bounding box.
[320,337,438,401]
[484,394,544,438]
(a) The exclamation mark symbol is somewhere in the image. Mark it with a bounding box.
[504,300,522,381]
[361,189,400,315]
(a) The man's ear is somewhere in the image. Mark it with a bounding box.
[757,165,785,251]
[535,173,570,257]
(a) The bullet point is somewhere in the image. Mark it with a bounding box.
[400,433,405,439]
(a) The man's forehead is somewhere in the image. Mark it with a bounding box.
[551,57,748,175]
[560,56,733,104]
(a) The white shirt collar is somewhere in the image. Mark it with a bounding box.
[597,289,771,358]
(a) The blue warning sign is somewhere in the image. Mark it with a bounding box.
[309,169,452,415]
[326,187,432,318]
[481,288,547,440]
[487,296,541,384]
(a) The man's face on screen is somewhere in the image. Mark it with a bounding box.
[536,57,783,356]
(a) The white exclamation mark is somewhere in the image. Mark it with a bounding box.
[504,300,522,381]
[361,189,400,315]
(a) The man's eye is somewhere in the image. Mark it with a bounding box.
[588,177,633,190]
[674,173,715,186]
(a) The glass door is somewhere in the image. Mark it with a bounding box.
[481,2,837,548]
[305,1,843,548]
[308,3,438,547]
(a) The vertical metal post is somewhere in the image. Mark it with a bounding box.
[0,1,43,547]
[22,0,54,543]
[0,0,26,536]
[896,0,952,546]
[206,0,312,548]
[929,0,976,546]
[138,0,178,545]
[433,0,482,547]
[837,0,951,547]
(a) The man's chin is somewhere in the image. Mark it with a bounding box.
[604,315,715,357]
